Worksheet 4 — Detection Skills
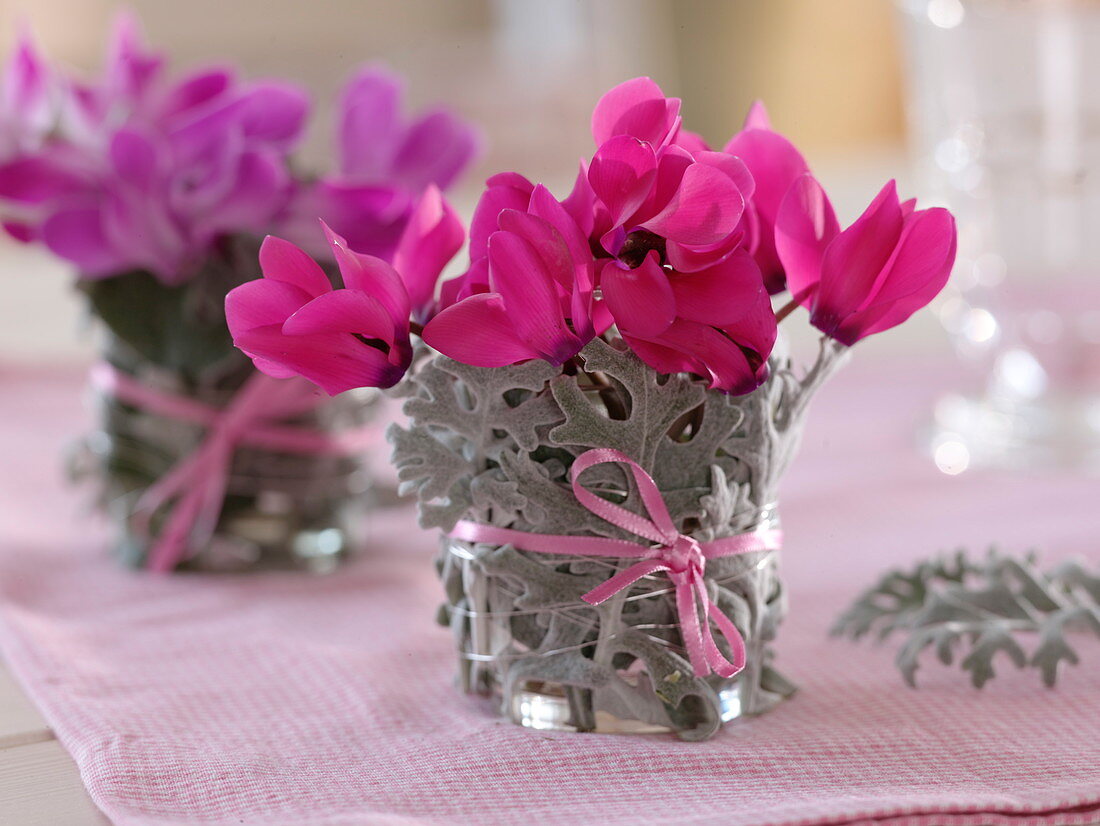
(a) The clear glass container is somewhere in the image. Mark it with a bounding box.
[896,0,1100,473]
[438,517,785,741]
[77,337,379,573]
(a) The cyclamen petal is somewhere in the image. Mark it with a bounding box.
[591,77,680,147]
[666,251,769,328]
[282,289,398,346]
[422,293,545,367]
[588,136,658,227]
[600,254,676,338]
[237,82,309,148]
[392,184,464,320]
[639,161,745,246]
[468,171,534,259]
[860,207,957,311]
[724,104,810,293]
[338,67,403,180]
[225,277,315,333]
[392,108,479,193]
[234,326,404,394]
[258,235,333,298]
[814,180,903,323]
[323,222,411,321]
[488,229,583,364]
[41,207,122,276]
[774,174,840,303]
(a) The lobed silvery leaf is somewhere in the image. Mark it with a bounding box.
[834,548,1100,688]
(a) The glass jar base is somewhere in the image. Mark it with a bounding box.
[506,682,744,735]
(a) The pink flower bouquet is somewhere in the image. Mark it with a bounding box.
[223,77,956,738]
[0,17,478,572]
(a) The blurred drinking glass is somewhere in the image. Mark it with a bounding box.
[897,0,1100,473]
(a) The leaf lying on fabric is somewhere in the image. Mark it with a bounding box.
[833,549,1100,688]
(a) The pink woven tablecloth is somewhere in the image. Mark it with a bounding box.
[0,359,1097,826]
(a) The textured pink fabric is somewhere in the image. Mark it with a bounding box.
[0,359,1097,826]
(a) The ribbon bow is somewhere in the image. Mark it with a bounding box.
[91,364,379,573]
[449,447,782,679]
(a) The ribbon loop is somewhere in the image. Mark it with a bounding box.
[450,448,782,680]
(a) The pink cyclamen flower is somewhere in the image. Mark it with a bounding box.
[576,78,752,274]
[0,16,309,282]
[226,225,414,395]
[775,175,957,345]
[423,200,597,368]
[279,67,478,261]
[724,101,811,294]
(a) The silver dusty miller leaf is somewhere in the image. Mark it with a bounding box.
[833,548,1100,688]
[393,336,846,740]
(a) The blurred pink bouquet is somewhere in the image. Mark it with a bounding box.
[0,16,479,573]
[227,76,956,397]
[0,16,478,284]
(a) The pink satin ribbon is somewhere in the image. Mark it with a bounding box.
[90,364,380,573]
[449,447,782,679]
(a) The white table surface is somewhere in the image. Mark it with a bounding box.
[0,660,110,825]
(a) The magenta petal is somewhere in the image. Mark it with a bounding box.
[234,326,403,394]
[110,128,160,189]
[225,278,313,336]
[158,69,233,123]
[664,229,745,274]
[392,185,464,319]
[238,82,309,148]
[742,100,771,131]
[422,293,544,367]
[600,254,675,337]
[105,13,163,100]
[258,235,333,298]
[622,333,700,378]
[651,320,762,394]
[299,181,409,260]
[694,151,755,200]
[488,230,582,363]
[0,156,88,203]
[527,184,594,270]
[667,251,768,328]
[322,222,410,321]
[338,67,403,179]
[4,31,51,131]
[724,123,809,291]
[815,180,904,322]
[497,209,574,292]
[41,207,122,275]
[468,171,534,260]
[197,148,288,236]
[392,108,480,192]
[863,207,957,310]
[831,209,957,344]
[640,162,745,246]
[672,128,710,154]
[588,136,658,227]
[591,77,679,146]
[775,174,840,303]
[283,289,398,344]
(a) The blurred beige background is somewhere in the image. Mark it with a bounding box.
[0,0,916,363]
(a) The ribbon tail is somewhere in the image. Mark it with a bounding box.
[675,581,710,677]
[145,487,208,573]
[702,597,747,679]
[581,560,668,606]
